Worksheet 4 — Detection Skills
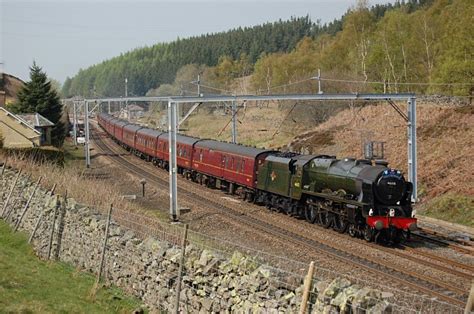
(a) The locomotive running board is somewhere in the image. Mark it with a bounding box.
[304,191,366,207]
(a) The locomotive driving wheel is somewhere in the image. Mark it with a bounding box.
[319,210,332,228]
[305,204,318,224]
[333,214,348,233]
[348,224,358,237]
[363,226,374,242]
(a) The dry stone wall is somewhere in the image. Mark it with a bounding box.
[1,167,392,313]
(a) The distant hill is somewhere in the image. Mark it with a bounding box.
[0,73,24,106]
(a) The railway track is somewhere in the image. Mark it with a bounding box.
[91,126,469,308]
[412,230,474,255]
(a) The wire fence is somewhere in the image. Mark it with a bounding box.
[0,166,468,313]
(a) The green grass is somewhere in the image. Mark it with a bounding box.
[62,138,85,167]
[420,194,474,227]
[0,220,144,313]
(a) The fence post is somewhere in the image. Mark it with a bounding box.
[14,176,42,232]
[1,168,22,217]
[53,193,67,261]
[175,224,189,314]
[465,281,474,314]
[96,204,113,285]
[47,194,62,260]
[299,261,315,314]
[28,184,57,244]
[5,174,31,221]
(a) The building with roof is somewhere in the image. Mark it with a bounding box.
[0,107,41,148]
[17,113,54,146]
[120,104,144,120]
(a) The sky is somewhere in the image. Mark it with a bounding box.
[1,0,393,84]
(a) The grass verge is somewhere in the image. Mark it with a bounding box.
[63,138,85,167]
[419,194,474,227]
[0,220,143,313]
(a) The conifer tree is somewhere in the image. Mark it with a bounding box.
[11,62,66,147]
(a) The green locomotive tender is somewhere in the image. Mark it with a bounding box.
[256,154,416,243]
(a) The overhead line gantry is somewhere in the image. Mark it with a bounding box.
[63,93,417,221]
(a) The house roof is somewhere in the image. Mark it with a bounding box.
[17,113,54,128]
[0,107,41,135]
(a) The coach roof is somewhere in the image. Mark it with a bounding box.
[195,139,273,158]
[123,124,142,132]
[137,128,163,138]
[114,120,129,128]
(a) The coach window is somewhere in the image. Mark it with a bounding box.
[241,159,245,172]
[199,150,203,162]
[231,157,234,169]
[236,159,241,172]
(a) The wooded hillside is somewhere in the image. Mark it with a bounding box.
[62,16,314,97]
[62,0,472,98]
[250,0,472,96]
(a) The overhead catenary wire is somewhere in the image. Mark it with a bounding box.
[271,101,299,139]
[189,81,233,95]
[189,75,472,98]
[316,77,472,86]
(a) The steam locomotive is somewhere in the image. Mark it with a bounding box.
[98,113,417,244]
